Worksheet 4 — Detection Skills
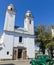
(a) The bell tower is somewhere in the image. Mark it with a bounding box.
[24,10,34,35]
[4,4,16,31]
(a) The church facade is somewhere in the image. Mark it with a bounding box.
[0,4,35,60]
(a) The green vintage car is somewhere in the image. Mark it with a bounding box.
[30,54,54,65]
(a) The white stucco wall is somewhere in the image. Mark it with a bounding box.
[0,32,14,59]
[26,36,35,58]
[24,18,34,35]
[14,33,35,58]
[4,10,15,31]
[0,32,35,59]
[14,33,25,47]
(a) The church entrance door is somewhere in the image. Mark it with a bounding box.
[13,47,26,60]
[18,49,22,59]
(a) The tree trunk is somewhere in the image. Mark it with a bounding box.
[40,41,45,54]
[50,46,53,58]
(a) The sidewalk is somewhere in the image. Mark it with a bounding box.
[0,60,31,65]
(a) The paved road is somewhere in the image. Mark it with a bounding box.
[0,60,31,65]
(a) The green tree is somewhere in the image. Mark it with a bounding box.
[35,24,52,54]
[46,41,54,57]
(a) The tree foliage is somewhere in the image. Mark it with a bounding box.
[35,24,52,54]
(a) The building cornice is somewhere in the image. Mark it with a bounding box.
[3,30,34,36]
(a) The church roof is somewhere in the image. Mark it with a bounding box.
[14,27,28,33]
[7,4,16,12]
[25,10,33,18]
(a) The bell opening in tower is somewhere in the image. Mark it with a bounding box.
[11,8,12,11]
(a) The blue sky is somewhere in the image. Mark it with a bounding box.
[0,0,54,35]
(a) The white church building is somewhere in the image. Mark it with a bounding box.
[0,4,35,60]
